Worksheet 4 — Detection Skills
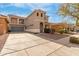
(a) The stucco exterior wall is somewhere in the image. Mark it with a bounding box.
[25,9,48,33]
[0,18,8,34]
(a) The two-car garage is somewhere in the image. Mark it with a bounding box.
[11,27,24,32]
[10,25,25,32]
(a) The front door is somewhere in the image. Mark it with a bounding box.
[40,23,43,33]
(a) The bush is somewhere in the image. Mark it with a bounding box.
[64,29,69,33]
[58,29,64,34]
[51,29,55,34]
[58,29,69,34]
[8,30,11,32]
[70,37,79,44]
[44,28,50,33]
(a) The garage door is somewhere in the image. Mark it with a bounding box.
[11,27,24,32]
[76,30,79,32]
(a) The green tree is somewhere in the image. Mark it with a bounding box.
[59,3,79,25]
[59,3,79,19]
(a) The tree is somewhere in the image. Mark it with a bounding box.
[59,3,79,25]
[59,4,79,18]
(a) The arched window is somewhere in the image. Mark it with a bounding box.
[37,13,39,16]
[41,13,43,17]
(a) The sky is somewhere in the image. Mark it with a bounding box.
[0,3,76,24]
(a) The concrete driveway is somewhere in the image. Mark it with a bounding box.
[1,33,79,56]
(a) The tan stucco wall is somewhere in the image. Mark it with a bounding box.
[0,18,8,34]
[25,10,48,33]
[11,18,18,24]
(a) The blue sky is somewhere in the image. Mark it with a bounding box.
[0,3,76,24]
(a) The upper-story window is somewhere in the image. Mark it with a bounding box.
[37,12,44,17]
[19,19,24,24]
[37,12,39,16]
[41,13,43,17]
[11,18,17,24]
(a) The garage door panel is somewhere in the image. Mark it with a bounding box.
[11,27,24,32]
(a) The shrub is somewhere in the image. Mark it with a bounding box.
[58,29,64,34]
[51,29,55,34]
[70,37,79,44]
[58,29,69,34]
[64,29,69,33]
[8,30,11,32]
[44,28,50,33]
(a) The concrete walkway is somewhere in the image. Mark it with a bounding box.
[0,33,79,56]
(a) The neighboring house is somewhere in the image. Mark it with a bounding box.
[49,23,69,32]
[68,24,75,31]
[24,9,49,33]
[76,19,79,26]
[8,15,25,32]
[75,19,79,32]
[0,15,8,34]
[74,25,79,32]
[47,23,55,29]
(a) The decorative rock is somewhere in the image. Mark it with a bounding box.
[70,35,79,44]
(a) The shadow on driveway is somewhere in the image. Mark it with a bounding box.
[35,33,69,40]
[32,33,79,48]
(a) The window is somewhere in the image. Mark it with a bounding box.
[37,13,39,16]
[19,19,24,24]
[11,18,17,24]
[41,13,43,17]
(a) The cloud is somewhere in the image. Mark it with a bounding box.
[0,3,56,13]
[26,3,53,11]
[10,3,52,8]
[26,3,52,8]
[0,11,9,15]
[7,3,60,22]
[0,3,63,23]
[8,3,53,11]
[0,3,11,8]
[9,3,26,8]
[0,11,27,17]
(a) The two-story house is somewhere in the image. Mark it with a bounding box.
[8,15,25,32]
[25,9,49,33]
[8,9,49,33]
